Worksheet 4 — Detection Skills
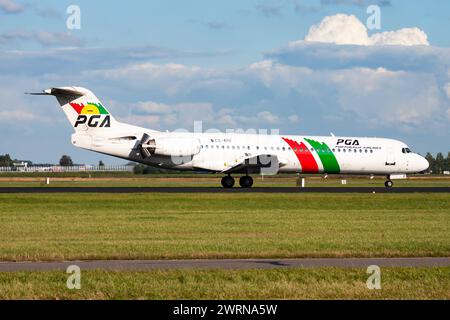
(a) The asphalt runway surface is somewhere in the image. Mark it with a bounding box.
[1,257,449,272]
[0,187,449,193]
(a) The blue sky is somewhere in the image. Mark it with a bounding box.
[0,0,449,164]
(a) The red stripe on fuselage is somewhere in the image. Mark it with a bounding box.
[282,138,319,173]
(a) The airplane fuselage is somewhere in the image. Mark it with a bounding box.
[35,86,429,188]
[74,130,429,175]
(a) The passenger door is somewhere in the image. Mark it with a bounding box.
[385,147,396,166]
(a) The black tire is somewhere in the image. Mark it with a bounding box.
[239,176,254,188]
[385,180,393,188]
[221,176,235,188]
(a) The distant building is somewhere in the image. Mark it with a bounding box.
[12,160,32,171]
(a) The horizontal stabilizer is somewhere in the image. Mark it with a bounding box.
[25,87,85,98]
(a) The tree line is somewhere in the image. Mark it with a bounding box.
[425,152,450,174]
[0,154,104,167]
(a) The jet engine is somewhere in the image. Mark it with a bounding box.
[138,134,201,158]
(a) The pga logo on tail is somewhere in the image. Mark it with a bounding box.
[69,102,111,128]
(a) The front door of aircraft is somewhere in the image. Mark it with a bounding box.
[385,147,396,166]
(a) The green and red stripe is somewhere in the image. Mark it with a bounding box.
[282,138,319,173]
[283,137,341,174]
[304,138,340,174]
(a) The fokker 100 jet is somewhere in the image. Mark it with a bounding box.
[30,87,429,188]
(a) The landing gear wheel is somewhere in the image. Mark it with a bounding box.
[385,180,393,188]
[239,176,254,188]
[221,176,235,188]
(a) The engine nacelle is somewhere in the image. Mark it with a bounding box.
[140,137,201,157]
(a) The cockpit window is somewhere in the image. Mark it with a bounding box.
[402,147,412,154]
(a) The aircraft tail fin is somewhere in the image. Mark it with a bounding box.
[28,86,119,133]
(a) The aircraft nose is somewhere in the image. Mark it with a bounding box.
[415,155,429,173]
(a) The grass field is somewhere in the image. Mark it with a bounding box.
[0,267,448,299]
[0,192,448,261]
[0,174,449,188]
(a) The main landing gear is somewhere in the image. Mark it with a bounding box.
[385,175,394,188]
[221,175,235,188]
[239,175,254,188]
[221,175,254,188]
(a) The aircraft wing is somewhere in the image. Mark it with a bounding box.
[221,154,285,175]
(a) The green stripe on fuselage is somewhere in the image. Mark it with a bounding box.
[304,138,340,174]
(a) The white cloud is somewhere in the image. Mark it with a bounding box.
[134,101,173,114]
[329,67,442,128]
[82,59,449,133]
[288,114,300,123]
[444,83,450,99]
[34,31,84,47]
[0,110,36,122]
[0,29,31,44]
[0,0,23,14]
[257,111,280,124]
[300,14,429,46]
[127,101,215,129]
[370,27,429,46]
[0,30,84,47]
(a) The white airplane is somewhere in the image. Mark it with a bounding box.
[30,87,429,188]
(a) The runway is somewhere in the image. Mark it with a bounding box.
[1,257,449,272]
[0,186,449,193]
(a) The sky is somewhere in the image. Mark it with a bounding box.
[0,0,449,164]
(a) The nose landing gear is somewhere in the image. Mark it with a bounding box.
[385,175,393,188]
